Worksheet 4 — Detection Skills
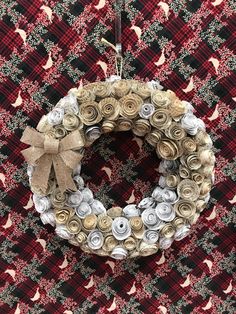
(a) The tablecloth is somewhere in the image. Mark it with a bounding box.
[0,0,235,313]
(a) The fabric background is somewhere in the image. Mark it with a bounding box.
[0,0,235,313]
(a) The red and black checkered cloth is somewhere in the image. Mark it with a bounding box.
[0,1,235,313]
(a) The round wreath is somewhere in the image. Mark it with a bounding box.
[21,79,215,259]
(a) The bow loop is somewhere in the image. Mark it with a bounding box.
[21,126,84,194]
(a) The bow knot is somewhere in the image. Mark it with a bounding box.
[21,127,84,194]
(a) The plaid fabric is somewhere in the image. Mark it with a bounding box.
[0,0,235,313]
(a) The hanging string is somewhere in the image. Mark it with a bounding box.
[101,0,123,77]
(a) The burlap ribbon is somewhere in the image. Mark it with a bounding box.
[21,127,84,194]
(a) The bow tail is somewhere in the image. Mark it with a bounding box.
[53,155,77,193]
[31,154,53,194]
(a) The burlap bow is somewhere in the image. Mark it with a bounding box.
[21,127,84,194]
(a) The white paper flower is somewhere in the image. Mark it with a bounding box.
[112,217,131,240]
[75,202,92,219]
[123,204,140,218]
[162,188,178,203]
[141,208,162,230]
[40,210,56,226]
[182,101,194,113]
[152,187,164,201]
[181,113,205,135]
[56,93,79,114]
[87,229,104,250]
[143,230,159,244]
[67,191,83,207]
[27,165,34,178]
[55,225,72,239]
[138,197,155,209]
[33,195,51,213]
[159,237,174,249]
[139,103,155,119]
[159,176,167,188]
[111,247,128,260]
[155,202,175,222]
[91,200,106,215]
[47,108,64,125]
[147,80,163,90]
[174,225,190,241]
[85,126,101,141]
[159,160,179,174]
[81,188,93,203]
[106,75,121,82]
[73,175,85,190]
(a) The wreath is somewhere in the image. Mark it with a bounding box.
[21,79,215,259]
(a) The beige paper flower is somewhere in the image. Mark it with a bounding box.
[130,216,145,239]
[132,82,151,99]
[97,214,113,232]
[139,241,158,256]
[103,235,118,252]
[62,113,81,131]
[66,216,82,234]
[76,231,87,244]
[150,109,172,130]
[76,88,95,103]
[181,137,197,153]
[132,119,151,137]
[124,236,137,250]
[112,80,130,97]
[174,200,196,219]
[115,117,133,131]
[98,97,120,120]
[172,217,186,229]
[53,125,68,139]
[94,82,112,98]
[177,179,200,201]
[51,188,68,208]
[78,101,102,125]
[195,130,213,148]
[186,153,202,170]
[82,214,97,231]
[159,223,175,238]
[151,91,171,108]
[120,94,143,119]
[156,138,180,160]
[200,180,212,196]
[55,208,75,224]
[179,165,191,179]
[191,172,204,184]
[145,129,163,146]
[101,120,117,133]
[169,99,187,118]
[165,123,186,140]
[166,174,180,188]
[107,207,123,218]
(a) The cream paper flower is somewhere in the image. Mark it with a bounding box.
[156,138,180,160]
[151,91,171,108]
[112,217,131,240]
[98,97,120,120]
[47,108,64,125]
[120,94,143,119]
[78,101,102,125]
[155,202,176,222]
[87,229,104,250]
[150,109,172,129]
[62,113,80,131]
[177,179,200,201]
